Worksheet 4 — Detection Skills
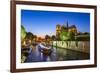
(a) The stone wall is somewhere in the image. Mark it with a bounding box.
[52,41,90,53]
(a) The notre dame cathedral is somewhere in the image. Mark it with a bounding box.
[56,22,77,39]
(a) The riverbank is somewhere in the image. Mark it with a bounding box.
[52,41,90,53]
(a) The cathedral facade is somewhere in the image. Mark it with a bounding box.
[56,22,77,39]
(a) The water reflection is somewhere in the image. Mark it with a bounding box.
[23,43,90,63]
[55,46,90,61]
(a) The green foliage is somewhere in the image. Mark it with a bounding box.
[68,32,75,41]
[60,30,75,41]
[21,25,26,41]
[60,31,68,41]
[45,35,50,40]
[25,32,34,40]
[51,35,56,41]
[75,35,90,41]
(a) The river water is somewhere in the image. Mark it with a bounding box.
[24,44,90,63]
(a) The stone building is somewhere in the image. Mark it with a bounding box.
[56,22,77,39]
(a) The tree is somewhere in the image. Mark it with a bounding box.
[45,35,50,40]
[60,30,75,41]
[51,35,56,41]
[25,32,34,41]
[34,35,37,42]
[45,35,51,45]
[21,25,26,41]
[67,32,75,41]
[84,32,90,35]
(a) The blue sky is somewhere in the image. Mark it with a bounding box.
[21,10,90,37]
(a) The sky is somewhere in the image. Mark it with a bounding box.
[21,9,90,38]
